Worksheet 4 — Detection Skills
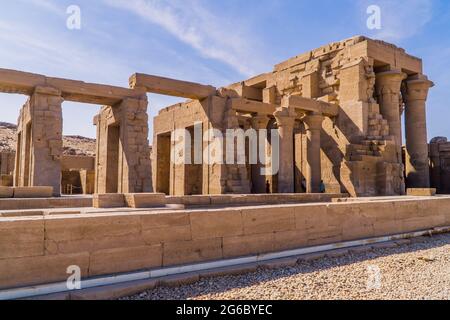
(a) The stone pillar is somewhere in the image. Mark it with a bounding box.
[250,115,270,193]
[375,70,406,160]
[95,96,151,194]
[403,75,434,188]
[14,86,63,196]
[303,112,324,193]
[274,108,295,193]
[429,138,443,191]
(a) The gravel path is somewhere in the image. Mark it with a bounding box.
[123,234,450,300]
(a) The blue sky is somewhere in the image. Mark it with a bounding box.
[1,0,449,142]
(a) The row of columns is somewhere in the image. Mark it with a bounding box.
[376,71,434,188]
[252,69,433,194]
[251,107,324,194]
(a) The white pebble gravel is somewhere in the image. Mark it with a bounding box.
[122,234,450,300]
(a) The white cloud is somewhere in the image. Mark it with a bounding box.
[20,0,64,15]
[364,0,433,41]
[103,0,267,77]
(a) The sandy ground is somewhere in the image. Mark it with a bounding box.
[123,234,450,300]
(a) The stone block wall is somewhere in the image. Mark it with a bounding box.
[61,155,96,195]
[0,152,15,187]
[95,97,152,194]
[153,96,228,196]
[1,196,449,290]
[14,86,63,196]
[0,152,15,176]
[430,137,450,194]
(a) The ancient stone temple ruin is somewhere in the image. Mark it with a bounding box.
[1,36,450,298]
[153,36,434,197]
[0,36,442,198]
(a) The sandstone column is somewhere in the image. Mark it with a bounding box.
[274,108,295,193]
[303,112,324,193]
[403,75,434,188]
[250,114,270,193]
[375,70,407,161]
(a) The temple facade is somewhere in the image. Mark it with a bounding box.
[153,36,434,197]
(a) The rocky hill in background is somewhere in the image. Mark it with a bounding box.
[0,122,96,156]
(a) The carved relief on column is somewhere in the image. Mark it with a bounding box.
[273,107,296,193]
[375,70,407,161]
[403,74,434,188]
[303,112,324,193]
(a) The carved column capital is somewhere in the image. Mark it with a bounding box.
[273,107,296,129]
[250,114,270,130]
[403,75,434,102]
[375,70,407,96]
[303,112,324,131]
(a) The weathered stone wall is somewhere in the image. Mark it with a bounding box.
[14,86,63,196]
[430,137,450,194]
[95,97,152,194]
[1,196,449,290]
[0,152,15,186]
[0,152,15,176]
[61,155,95,194]
[153,96,228,195]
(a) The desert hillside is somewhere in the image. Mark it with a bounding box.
[0,122,96,156]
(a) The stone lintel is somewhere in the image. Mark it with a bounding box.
[0,68,145,105]
[365,39,423,74]
[229,98,277,115]
[129,73,216,100]
[281,95,339,117]
[47,77,146,105]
